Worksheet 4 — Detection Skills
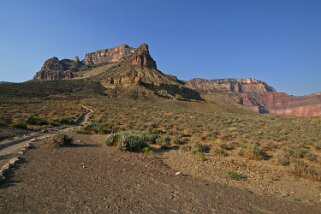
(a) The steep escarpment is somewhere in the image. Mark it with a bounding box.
[240,92,321,117]
[186,78,321,117]
[185,78,275,94]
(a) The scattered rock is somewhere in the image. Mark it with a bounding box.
[175,171,182,176]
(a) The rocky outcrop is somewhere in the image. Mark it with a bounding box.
[34,44,157,80]
[83,45,136,65]
[100,76,141,89]
[236,92,321,117]
[33,57,80,80]
[186,78,320,117]
[130,44,157,69]
[186,78,275,94]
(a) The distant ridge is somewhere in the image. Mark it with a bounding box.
[0,81,14,84]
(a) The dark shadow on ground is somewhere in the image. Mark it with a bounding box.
[0,158,27,189]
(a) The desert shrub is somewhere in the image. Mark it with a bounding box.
[197,152,206,162]
[142,132,159,144]
[13,120,27,129]
[314,143,321,150]
[239,143,269,160]
[76,128,90,135]
[277,148,294,165]
[290,160,321,182]
[305,152,317,161]
[53,118,76,125]
[105,131,149,152]
[48,134,73,147]
[84,123,109,134]
[228,171,247,181]
[26,116,48,126]
[119,132,148,152]
[173,136,185,145]
[190,142,202,153]
[142,146,155,155]
[105,133,118,146]
[219,143,233,150]
[212,148,228,157]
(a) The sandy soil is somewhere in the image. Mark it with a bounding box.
[0,134,320,213]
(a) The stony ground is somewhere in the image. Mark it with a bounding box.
[0,134,320,214]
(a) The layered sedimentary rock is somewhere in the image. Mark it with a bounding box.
[185,78,275,94]
[34,44,157,80]
[100,76,141,89]
[241,92,321,117]
[130,44,157,69]
[33,57,79,80]
[187,78,321,117]
[83,45,135,65]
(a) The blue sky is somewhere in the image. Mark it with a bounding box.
[0,0,320,95]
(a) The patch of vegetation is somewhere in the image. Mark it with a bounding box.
[142,146,156,155]
[76,128,90,135]
[84,123,110,134]
[13,120,28,129]
[48,134,73,147]
[290,160,321,182]
[105,131,155,152]
[239,143,269,160]
[26,116,48,126]
[228,171,247,181]
[53,118,76,125]
[197,152,206,162]
[212,147,229,157]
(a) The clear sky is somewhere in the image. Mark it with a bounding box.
[0,0,320,95]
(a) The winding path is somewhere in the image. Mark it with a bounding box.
[0,105,93,167]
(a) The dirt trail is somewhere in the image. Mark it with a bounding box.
[0,134,320,214]
[0,106,92,167]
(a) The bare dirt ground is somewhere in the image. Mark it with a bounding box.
[1,134,320,213]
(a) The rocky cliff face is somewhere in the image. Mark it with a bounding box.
[240,92,321,117]
[185,78,275,94]
[33,57,80,80]
[34,44,157,80]
[186,78,321,117]
[83,45,135,65]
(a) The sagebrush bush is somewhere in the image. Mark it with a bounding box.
[105,131,151,152]
[290,160,321,182]
[13,120,27,129]
[48,134,73,147]
[239,143,269,160]
[26,116,48,126]
[228,171,247,180]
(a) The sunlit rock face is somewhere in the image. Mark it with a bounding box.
[185,78,275,94]
[34,43,157,80]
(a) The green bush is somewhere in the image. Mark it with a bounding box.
[13,120,27,129]
[76,128,90,135]
[26,116,48,126]
[53,118,76,125]
[84,123,109,134]
[290,160,321,182]
[106,133,117,146]
[228,171,247,181]
[239,143,269,160]
[105,131,150,152]
[119,132,148,152]
[48,134,73,147]
[142,146,155,155]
